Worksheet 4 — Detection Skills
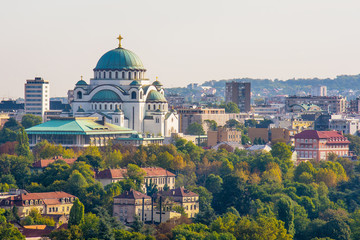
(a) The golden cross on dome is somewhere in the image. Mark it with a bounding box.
[117,34,123,48]
[156,76,158,81]
[81,76,83,80]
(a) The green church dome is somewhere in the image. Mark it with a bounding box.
[91,90,122,102]
[130,80,141,86]
[76,80,88,86]
[94,47,145,71]
[146,90,167,103]
[152,80,162,86]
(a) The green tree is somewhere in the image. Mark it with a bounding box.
[15,128,31,157]
[205,174,223,194]
[126,164,146,189]
[0,222,25,240]
[21,114,42,129]
[241,135,251,145]
[277,198,295,236]
[68,198,84,227]
[187,122,205,135]
[224,102,240,113]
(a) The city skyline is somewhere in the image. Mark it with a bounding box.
[1,0,360,98]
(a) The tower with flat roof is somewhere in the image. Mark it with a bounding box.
[24,77,50,120]
[225,81,251,112]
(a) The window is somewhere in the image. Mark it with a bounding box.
[148,105,150,110]
[99,104,102,110]
[115,72,118,78]
[110,104,113,110]
[77,91,82,99]
[104,104,107,110]
[131,92,136,99]
[128,72,132,79]
[109,72,112,78]
[122,72,125,79]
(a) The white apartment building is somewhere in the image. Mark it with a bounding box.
[24,77,50,120]
[328,115,360,135]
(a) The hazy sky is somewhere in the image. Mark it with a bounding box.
[1,0,360,98]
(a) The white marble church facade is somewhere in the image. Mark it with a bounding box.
[70,36,178,137]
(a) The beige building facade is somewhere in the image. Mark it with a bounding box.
[0,191,76,218]
[96,167,176,192]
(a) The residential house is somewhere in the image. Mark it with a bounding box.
[0,191,76,218]
[96,167,176,192]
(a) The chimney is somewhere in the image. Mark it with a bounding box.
[101,116,106,125]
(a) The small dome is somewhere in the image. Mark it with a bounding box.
[146,90,167,103]
[152,80,162,86]
[91,90,122,102]
[77,106,85,112]
[94,48,145,71]
[76,80,88,86]
[130,80,141,86]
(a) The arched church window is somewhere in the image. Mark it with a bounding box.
[119,104,122,109]
[109,72,112,79]
[115,72,118,79]
[95,104,97,110]
[99,104,102,110]
[153,104,155,110]
[115,118,119,123]
[110,104,113,110]
[77,91,82,99]
[134,72,137,79]
[131,91,137,99]
[105,104,107,110]
[148,105,150,110]
[128,72,132,79]
[122,72,125,79]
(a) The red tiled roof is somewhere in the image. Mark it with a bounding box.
[294,130,349,141]
[96,167,175,179]
[32,157,77,168]
[114,189,151,200]
[20,228,53,238]
[96,169,127,179]
[17,191,75,201]
[0,191,76,207]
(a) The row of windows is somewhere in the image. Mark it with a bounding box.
[26,85,42,89]
[26,90,42,93]
[95,70,144,80]
[26,94,42,97]
[147,104,166,110]
[92,103,122,110]
[26,107,42,110]
[26,98,41,102]
[26,103,42,106]
[296,138,317,143]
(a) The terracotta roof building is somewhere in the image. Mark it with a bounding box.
[156,187,199,218]
[0,191,77,218]
[294,130,350,161]
[113,189,151,223]
[96,167,176,192]
[31,157,77,173]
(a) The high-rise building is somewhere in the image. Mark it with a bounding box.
[312,86,327,96]
[225,81,251,112]
[24,77,50,119]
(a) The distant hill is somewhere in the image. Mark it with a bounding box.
[166,74,360,99]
